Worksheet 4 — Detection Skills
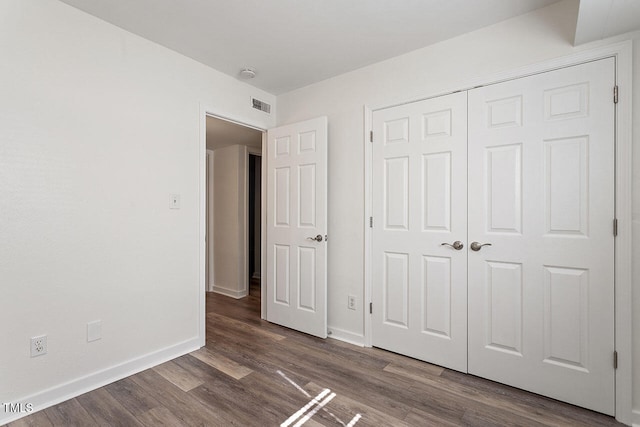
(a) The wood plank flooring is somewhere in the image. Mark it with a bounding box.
[7,281,623,426]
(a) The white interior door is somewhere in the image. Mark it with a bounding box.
[266,116,328,338]
[467,58,616,414]
[371,92,468,372]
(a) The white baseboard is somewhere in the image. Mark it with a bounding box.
[327,326,365,347]
[0,337,201,425]
[211,285,247,299]
[631,409,640,427]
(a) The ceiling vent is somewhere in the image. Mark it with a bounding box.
[252,98,271,114]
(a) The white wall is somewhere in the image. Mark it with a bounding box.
[0,0,274,422]
[276,0,639,422]
[210,144,248,298]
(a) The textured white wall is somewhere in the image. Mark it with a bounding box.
[211,144,248,298]
[0,0,274,420]
[276,0,639,421]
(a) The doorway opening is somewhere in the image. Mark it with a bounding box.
[247,153,261,297]
[205,115,264,312]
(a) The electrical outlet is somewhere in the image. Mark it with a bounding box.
[348,295,357,310]
[30,335,47,357]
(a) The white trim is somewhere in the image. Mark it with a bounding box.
[0,337,200,425]
[328,326,365,347]
[206,149,215,292]
[612,41,633,426]
[202,107,266,132]
[211,285,248,299]
[632,410,640,427]
[363,40,633,424]
[240,145,249,296]
[198,104,207,348]
[260,132,268,320]
[363,106,373,348]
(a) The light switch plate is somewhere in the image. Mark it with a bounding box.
[169,194,181,209]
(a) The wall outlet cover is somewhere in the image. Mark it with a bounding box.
[30,335,47,357]
[87,320,102,342]
[348,295,357,310]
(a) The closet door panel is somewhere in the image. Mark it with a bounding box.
[371,92,468,372]
[467,58,615,415]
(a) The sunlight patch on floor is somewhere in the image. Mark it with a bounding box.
[277,370,361,426]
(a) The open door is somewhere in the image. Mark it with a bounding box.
[266,117,328,338]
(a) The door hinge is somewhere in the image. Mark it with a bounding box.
[369,130,373,142]
[613,85,619,104]
[369,302,373,314]
[613,218,618,236]
[369,217,373,228]
[614,351,618,369]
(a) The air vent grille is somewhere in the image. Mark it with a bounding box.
[252,98,271,114]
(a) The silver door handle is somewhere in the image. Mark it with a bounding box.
[441,241,464,250]
[307,234,323,242]
[470,242,492,251]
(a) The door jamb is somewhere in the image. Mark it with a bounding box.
[363,106,373,348]
[260,132,267,320]
[363,40,633,424]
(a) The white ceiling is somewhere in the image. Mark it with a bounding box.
[58,0,563,95]
[574,0,640,45]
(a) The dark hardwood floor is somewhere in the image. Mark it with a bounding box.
[8,279,623,426]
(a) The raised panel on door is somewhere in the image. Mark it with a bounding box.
[543,266,589,371]
[298,164,316,228]
[422,255,451,337]
[266,117,328,338]
[468,58,615,415]
[485,144,522,234]
[383,252,409,327]
[384,157,409,231]
[298,246,316,311]
[485,261,523,356]
[423,153,451,231]
[274,245,290,305]
[544,137,588,236]
[371,91,468,372]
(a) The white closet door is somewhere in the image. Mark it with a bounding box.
[266,116,328,338]
[467,58,615,414]
[371,92,468,372]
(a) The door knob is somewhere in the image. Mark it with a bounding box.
[307,234,323,242]
[470,242,492,251]
[441,241,464,250]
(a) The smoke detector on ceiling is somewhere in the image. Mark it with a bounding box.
[239,68,256,79]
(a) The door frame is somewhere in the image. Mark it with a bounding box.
[198,107,269,347]
[363,40,633,424]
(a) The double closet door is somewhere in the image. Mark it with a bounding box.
[371,58,615,415]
